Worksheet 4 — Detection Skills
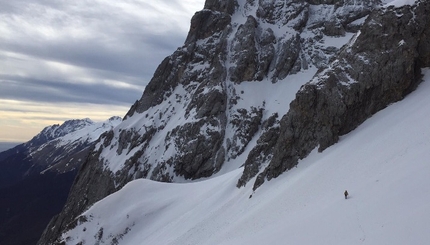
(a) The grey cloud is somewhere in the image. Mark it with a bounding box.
[0,9,190,84]
[0,75,142,105]
[1,36,179,84]
[0,0,204,106]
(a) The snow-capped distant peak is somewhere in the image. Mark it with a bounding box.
[57,117,122,146]
[20,117,122,175]
[28,118,95,147]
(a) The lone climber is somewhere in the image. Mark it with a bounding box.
[344,190,349,199]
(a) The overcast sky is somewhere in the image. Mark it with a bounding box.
[0,0,205,142]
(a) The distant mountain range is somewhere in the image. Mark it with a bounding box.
[0,116,121,245]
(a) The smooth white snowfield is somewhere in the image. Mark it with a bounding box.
[63,69,430,245]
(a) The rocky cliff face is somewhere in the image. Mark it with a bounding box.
[38,0,430,244]
[241,0,430,189]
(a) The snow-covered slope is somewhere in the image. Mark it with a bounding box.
[38,0,430,243]
[60,68,430,245]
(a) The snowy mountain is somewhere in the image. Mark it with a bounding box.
[38,0,430,244]
[0,116,121,186]
[26,118,95,148]
[0,116,121,245]
[54,69,430,244]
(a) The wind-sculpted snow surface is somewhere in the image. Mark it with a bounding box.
[38,0,430,244]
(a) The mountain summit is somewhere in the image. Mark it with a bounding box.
[38,0,430,244]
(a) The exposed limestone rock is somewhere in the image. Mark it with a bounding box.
[237,113,279,187]
[255,28,276,80]
[229,16,259,82]
[228,107,264,160]
[244,1,430,190]
[185,9,232,45]
[170,118,225,179]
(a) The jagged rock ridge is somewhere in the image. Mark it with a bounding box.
[38,0,430,244]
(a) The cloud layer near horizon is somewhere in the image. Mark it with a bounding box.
[0,0,204,142]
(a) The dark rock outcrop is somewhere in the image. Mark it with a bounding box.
[239,1,430,190]
[204,0,238,15]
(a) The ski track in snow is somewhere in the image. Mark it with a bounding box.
[62,69,430,245]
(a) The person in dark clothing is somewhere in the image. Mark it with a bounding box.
[344,190,349,199]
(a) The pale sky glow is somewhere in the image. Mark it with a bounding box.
[0,0,205,142]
